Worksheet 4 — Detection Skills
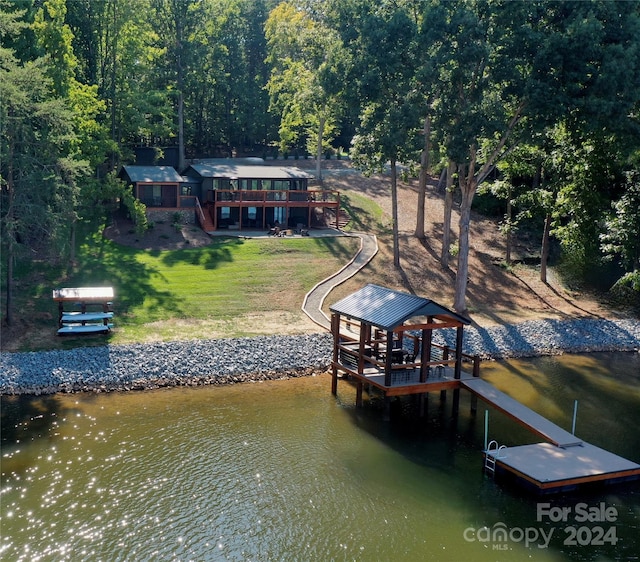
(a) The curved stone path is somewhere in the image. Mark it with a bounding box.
[301,232,378,330]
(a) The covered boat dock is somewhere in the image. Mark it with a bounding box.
[329,284,477,419]
[328,284,640,493]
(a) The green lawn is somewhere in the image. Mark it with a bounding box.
[7,231,360,349]
[3,186,386,350]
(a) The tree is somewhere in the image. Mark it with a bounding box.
[601,169,640,307]
[90,0,172,163]
[149,0,206,169]
[481,144,541,264]
[266,1,348,180]
[1,13,82,324]
[346,3,422,268]
[419,0,640,314]
[33,0,113,261]
[601,170,640,277]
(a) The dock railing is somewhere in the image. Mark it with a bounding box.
[337,332,479,384]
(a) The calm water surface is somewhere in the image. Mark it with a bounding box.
[1,352,639,561]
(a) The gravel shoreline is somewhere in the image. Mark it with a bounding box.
[1,318,639,396]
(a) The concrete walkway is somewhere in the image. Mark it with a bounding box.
[302,232,378,330]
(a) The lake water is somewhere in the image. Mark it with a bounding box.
[1,352,639,561]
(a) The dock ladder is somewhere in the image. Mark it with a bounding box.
[484,440,507,477]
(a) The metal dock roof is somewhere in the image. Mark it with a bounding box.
[329,284,469,331]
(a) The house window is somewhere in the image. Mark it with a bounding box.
[153,185,162,206]
[221,207,230,219]
[248,207,257,220]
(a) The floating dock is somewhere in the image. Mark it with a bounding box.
[327,284,639,494]
[461,378,640,493]
[484,442,640,493]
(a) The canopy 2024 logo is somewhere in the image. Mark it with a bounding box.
[463,502,618,550]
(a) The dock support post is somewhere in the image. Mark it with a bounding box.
[356,381,363,408]
[452,388,460,417]
[454,326,464,380]
[572,399,578,435]
[383,396,391,422]
[440,346,449,402]
[484,410,489,450]
[419,393,427,417]
[470,355,480,414]
[331,312,340,395]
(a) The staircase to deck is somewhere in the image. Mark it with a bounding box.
[196,200,215,232]
[323,208,350,229]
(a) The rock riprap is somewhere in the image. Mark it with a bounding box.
[1,319,638,395]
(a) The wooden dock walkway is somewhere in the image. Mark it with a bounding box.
[462,377,640,493]
[461,377,582,447]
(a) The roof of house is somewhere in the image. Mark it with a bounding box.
[120,166,184,183]
[185,163,313,180]
[329,284,470,331]
[193,157,266,166]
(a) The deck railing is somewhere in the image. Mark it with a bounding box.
[211,189,340,205]
[337,338,479,381]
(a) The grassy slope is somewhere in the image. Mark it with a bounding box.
[1,228,360,351]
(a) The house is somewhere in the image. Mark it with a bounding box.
[119,159,341,232]
[118,164,193,205]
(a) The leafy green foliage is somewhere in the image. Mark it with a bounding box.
[601,171,640,274]
[266,2,348,167]
[3,0,640,326]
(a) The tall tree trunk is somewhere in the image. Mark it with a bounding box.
[5,240,14,327]
[178,92,185,170]
[505,191,512,264]
[176,10,185,171]
[453,155,478,315]
[540,212,552,283]
[415,114,431,239]
[390,158,400,269]
[315,113,325,183]
[4,137,15,326]
[70,220,77,264]
[109,0,118,170]
[441,159,455,268]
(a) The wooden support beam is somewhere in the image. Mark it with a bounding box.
[455,325,464,380]
[394,321,464,331]
[383,396,391,421]
[331,313,340,395]
[383,330,393,387]
[470,355,480,413]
